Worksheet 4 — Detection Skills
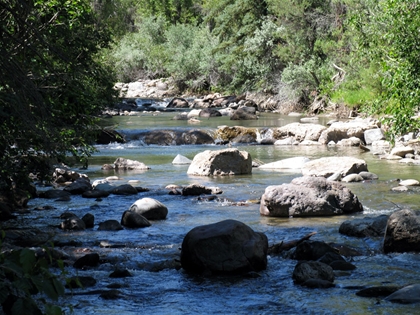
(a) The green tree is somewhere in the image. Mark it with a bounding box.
[137,0,202,24]
[202,0,272,91]
[0,0,116,198]
[350,0,420,141]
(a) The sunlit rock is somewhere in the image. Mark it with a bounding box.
[260,176,363,217]
[187,148,252,176]
[301,156,368,178]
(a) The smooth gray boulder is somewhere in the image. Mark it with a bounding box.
[318,118,380,144]
[180,219,268,274]
[260,176,363,217]
[187,148,252,176]
[301,156,368,178]
[129,197,168,220]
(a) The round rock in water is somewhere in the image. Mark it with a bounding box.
[129,197,168,220]
[121,210,151,228]
[180,219,268,274]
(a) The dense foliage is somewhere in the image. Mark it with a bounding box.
[0,0,116,197]
[102,0,420,140]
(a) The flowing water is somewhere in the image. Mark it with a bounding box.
[23,111,420,314]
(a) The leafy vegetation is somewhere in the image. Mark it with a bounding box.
[0,0,116,198]
[100,0,420,140]
[0,231,66,315]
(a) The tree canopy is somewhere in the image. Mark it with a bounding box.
[0,0,116,196]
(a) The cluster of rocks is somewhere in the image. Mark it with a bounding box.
[5,144,420,305]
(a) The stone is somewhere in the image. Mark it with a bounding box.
[230,107,258,120]
[82,213,95,228]
[180,219,268,274]
[358,171,379,180]
[60,217,86,230]
[181,184,213,196]
[112,157,150,170]
[63,177,92,195]
[301,156,368,178]
[336,137,361,146]
[384,284,420,304]
[364,128,385,145]
[260,176,363,217]
[294,240,339,261]
[199,108,222,118]
[172,154,192,165]
[98,220,123,231]
[187,148,252,176]
[292,261,334,285]
[38,189,72,200]
[129,197,168,220]
[399,179,420,186]
[82,190,111,198]
[167,97,189,108]
[216,126,257,143]
[339,215,388,237]
[74,253,100,269]
[273,122,327,142]
[341,174,364,182]
[121,210,151,228]
[383,209,420,253]
[318,118,380,144]
[112,184,138,195]
[390,146,415,157]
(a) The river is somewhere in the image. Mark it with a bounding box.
[25,111,420,314]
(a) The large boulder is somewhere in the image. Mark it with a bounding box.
[180,219,268,274]
[129,197,168,220]
[383,209,420,253]
[216,126,257,143]
[318,118,380,144]
[273,123,327,142]
[260,176,363,217]
[187,148,252,176]
[301,156,368,178]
